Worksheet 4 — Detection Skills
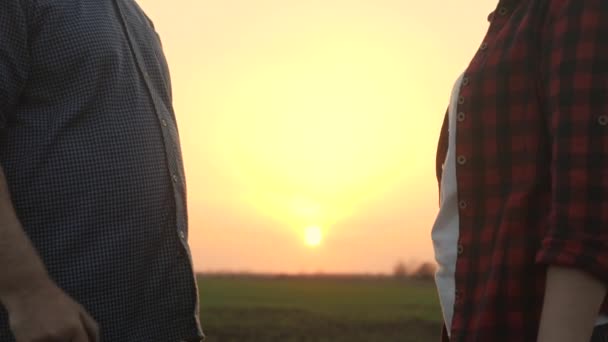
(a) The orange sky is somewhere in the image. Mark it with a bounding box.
[136,0,496,274]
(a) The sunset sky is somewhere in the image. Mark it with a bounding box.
[136,0,496,274]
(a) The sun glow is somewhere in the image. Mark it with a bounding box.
[204,25,437,232]
[134,0,483,272]
[304,226,323,247]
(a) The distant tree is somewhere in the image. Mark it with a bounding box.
[412,262,437,280]
[393,261,408,278]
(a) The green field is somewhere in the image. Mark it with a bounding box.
[198,275,442,342]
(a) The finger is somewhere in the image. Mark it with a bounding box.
[28,326,76,342]
[79,311,100,342]
[70,325,89,342]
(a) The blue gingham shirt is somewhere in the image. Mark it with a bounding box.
[0,0,203,341]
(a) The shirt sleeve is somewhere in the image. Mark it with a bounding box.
[0,0,30,127]
[536,0,608,284]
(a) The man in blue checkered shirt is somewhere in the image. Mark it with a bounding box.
[0,0,204,341]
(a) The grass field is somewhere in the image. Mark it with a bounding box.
[197,275,442,342]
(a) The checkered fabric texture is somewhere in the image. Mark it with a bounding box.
[436,0,608,340]
[0,0,203,341]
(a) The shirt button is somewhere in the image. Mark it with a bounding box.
[455,290,462,302]
[598,115,608,126]
[498,7,509,16]
[457,155,467,165]
[458,200,468,209]
[480,42,488,51]
[457,112,466,122]
[458,96,465,105]
[457,244,464,255]
[172,174,179,183]
[462,77,469,86]
[179,231,185,240]
[161,119,168,127]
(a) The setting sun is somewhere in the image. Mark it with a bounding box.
[304,226,323,247]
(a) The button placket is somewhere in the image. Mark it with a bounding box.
[457,76,467,122]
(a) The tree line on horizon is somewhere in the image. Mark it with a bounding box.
[393,261,436,280]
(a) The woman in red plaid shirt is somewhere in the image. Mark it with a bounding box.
[433,0,608,341]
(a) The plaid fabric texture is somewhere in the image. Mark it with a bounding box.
[436,0,608,340]
[0,0,203,341]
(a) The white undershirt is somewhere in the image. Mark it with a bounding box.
[432,74,608,336]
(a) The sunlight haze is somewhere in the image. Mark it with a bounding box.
[136,0,496,273]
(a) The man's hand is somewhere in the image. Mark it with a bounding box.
[0,164,98,341]
[4,280,99,342]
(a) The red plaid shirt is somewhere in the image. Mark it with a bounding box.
[436,0,608,340]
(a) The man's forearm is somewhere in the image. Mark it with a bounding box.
[537,266,607,342]
[0,168,50,309]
